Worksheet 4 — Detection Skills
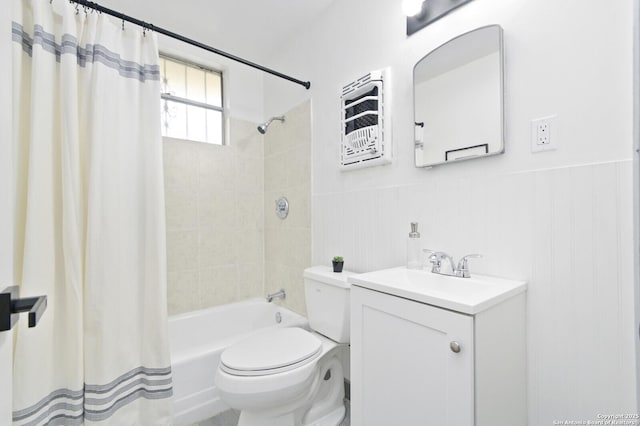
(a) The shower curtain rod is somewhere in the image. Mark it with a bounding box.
[66,0,312,90]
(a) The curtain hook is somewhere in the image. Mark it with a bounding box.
[121,19,125,31]
[75,4,79,14]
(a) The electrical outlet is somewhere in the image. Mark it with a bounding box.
[536,122,549,145]
[531,115,557,153]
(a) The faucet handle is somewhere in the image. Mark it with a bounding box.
[457,254,482,278]
[422,249,434,268]
[426,250,453,273]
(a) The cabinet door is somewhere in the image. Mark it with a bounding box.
[351,286,474,426]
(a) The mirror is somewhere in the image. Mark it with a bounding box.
[413,25,504,168]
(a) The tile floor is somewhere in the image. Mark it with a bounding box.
[196,400,350,426]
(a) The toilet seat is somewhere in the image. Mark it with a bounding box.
[220,328,323,377]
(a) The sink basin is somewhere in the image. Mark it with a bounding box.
[347,267,526,314]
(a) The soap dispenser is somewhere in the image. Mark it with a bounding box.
[407,222,421,269]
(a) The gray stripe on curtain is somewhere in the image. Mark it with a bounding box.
[83,366,173,421]
[84,366,172,393]
[84,388,174,422]
[12,388,84,420]
[11,22,160,82]
[48,414,85,426]
[17,404,84,426]
[12,366,172,424]
[84,377,174,405]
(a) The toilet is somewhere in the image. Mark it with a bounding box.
[214,266,352,426]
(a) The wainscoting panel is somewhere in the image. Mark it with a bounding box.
[313,160,636,423]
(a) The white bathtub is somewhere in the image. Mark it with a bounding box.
[169,298,308,425]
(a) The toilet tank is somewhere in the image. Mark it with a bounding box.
[303,266,353,344]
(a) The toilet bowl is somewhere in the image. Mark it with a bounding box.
[214,266,353,426]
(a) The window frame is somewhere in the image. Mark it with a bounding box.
[159,53,226,145]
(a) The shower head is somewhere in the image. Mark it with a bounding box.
[257,116,285,134]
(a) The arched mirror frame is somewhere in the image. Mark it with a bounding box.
[413,25,505,168]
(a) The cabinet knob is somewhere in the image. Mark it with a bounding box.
[450,341,461,353]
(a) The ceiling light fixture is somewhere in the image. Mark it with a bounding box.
[402,0,424,17]
[406,0,476,36]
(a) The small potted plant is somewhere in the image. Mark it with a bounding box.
[332,256,344,273]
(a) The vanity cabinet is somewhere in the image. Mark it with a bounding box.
[349,269,526,426]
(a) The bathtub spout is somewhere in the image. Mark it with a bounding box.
[266,289,286,303]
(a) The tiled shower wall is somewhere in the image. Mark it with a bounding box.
[163,102,311,316]
[163,118,265,315]
[264,101,312,315]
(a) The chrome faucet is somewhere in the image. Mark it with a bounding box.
[456,254,482,278]
[429,251,457,276]
[266,289,286,303]
[423,250,482,278]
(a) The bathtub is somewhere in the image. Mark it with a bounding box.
[169,298,308,425]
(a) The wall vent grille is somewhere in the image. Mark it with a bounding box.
[340,69,391,170]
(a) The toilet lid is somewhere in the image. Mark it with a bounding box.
[220,328,322,376]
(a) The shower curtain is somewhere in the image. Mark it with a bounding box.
[11,0,172,424]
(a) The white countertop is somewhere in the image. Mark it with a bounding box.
[348,266,527,315]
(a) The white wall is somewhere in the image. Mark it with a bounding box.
[634,0,640,408]
[265,0,632,179]
[264,0,637,422]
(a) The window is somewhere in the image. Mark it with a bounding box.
[159,55,224,145]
